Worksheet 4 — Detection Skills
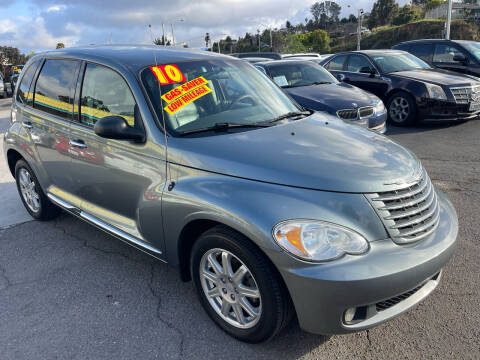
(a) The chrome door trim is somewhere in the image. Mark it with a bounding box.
[47,193,78,210]
[47,191,164,258]
[80,211,163,255]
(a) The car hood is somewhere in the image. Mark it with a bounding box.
[167,112,421,193]
[389,69,477,86]
[284,83,374,113]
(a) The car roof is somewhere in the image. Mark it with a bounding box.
[395,39,456,46]
[30,44,236,72]
[332,49,407,57]
[254,59,315,67]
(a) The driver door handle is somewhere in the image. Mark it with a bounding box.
[69,139,87,149]
[22,121,33,129]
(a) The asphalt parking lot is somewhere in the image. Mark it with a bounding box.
[0,93,479,360]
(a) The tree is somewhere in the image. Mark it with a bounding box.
[153,36,170,46]
[296,29,331,53]
[368,0,399,28]
[392,5,420,25]
[286,20,294,33]
[56,43,65,49]
[411,0,427,4]
[280,33,307,53]
[0,46,27,65]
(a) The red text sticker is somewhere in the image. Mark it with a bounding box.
[150,64,186,85]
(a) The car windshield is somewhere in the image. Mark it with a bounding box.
[459,41,480,61]
[267,62,338,88]
[372,53,431,73]
[141,59,301,136]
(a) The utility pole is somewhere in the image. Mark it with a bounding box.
[171,23,175,46]
[269,29,273,52]
[357,9,364,51]
[257,29,260,52]
[445,0,453,39]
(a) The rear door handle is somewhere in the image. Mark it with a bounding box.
[22,121,33,129]
[69,139,87,149]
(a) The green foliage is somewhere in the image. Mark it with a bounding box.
[392,5,420,26]
[368,0,399,29]
[425,0,444,11]
[280,34,308,53]
[0,46,28,65]
[301,29,331,53]
[55,43,65,49]
[332,19,478,53]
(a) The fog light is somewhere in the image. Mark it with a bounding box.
[344,307,357,323]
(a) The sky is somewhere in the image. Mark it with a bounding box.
[0,0,410,53]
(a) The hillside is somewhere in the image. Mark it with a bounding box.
[330,19,479,52]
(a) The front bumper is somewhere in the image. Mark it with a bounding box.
[419,98,480,122]
[270,190,458,335]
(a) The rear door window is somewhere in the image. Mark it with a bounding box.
[325,55,347,71]
[433,44,465,63]
[16,61,40,106]
[79,63,137,128]
[409,44,434,63]
[347,55,375,73]
[33,59,80,119]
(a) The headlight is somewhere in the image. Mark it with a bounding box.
[272,220,369,262]
[374,100,385,114]
[425,83,447,100]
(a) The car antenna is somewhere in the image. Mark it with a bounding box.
[148,24,174,190]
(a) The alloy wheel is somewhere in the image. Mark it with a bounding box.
[18,168,40,212]
[199,248,262,329]
[389,96,410,123]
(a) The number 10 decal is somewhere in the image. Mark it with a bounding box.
[150,64,186,85]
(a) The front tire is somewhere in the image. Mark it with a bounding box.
[191,226,292,343]
[387,91,417,126]
[15,159,60,221]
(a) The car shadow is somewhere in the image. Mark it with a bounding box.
[386,121,469,135]
[0,211,330,359]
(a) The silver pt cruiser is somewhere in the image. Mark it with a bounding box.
[4,46,458,343]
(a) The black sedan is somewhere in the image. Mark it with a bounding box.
[320,50,480,126]
[255,60,387,133]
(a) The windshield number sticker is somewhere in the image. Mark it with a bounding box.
[150,64,186,85]
[164,84,212,115]
[161,76,209,103]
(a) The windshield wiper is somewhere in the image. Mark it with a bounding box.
[311,81,331,85]
[269,111,311,123]
[179,122,271,136]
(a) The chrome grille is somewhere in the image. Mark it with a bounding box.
[358,106,374,118]
[450,85,480,104]
[337,109,358,119]
[365,168,440,244]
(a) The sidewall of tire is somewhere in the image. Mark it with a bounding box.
[191,228,289,343]
[14,159,59,220]
[387,91,417,126]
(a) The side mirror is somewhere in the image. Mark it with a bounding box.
[94,116,145,142]
[453,53,467,63]
[360,66,376,76]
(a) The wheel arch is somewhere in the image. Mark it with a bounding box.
[7,148,24,177]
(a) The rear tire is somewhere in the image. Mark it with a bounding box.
[191,225,293,343]
[387,91,417,126]
[15,159,60,221]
